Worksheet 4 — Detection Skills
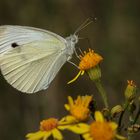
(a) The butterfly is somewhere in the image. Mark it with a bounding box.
[0,19,92,94]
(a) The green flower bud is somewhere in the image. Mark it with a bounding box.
[124,80,137,101]
[111,105,124,117]
[102,108,110,118]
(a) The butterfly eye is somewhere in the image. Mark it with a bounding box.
[71,38,76,43]
[71,35,78,44]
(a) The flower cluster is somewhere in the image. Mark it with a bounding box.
[26,48,140,140]
[26,95,124,140]
[26,95,93,140]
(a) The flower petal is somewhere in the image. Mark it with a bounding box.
[58,125,73,130]
[75,96,81,105]
[65,115,77,122]
[68,96,74,106]
[109,122,118,130]
[77,123,90,131]
[67,71,83,84]
[59,115,77,125]
[64,104,70,111]
[52,128,63,140]
[83,133,93,140]
[43,132,52,140]
[66,123,89,134]
[84,96,93,107]
[26,131,46,140]
[94,111,104,122]
[115,134,127,140]
[81,70,85,75]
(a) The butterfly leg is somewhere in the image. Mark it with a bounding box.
[78,47,84,56]
[67,60,79,69]
[74,48,80,60]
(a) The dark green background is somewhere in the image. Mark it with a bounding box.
[0,0,140,140]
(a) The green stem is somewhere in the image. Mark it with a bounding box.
[128,114,135,140]
[118,111,125,132]
[129,114,134,125]
[80,135,84,140]
[133,105,140,124]
[118,101,129,132]
[94,79,109,108]
[128,133,134,140]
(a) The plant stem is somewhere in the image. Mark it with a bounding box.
[128,133,134,140]
[128,113,135,140]
[133,105,140,124]
[80,135,84,140]
[118,111,125,131]
[118,101,129,132]
[94,79,109,108]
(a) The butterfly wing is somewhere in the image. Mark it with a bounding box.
[0,25,67,93]
[0,25,66,54]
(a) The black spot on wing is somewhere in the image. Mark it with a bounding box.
[11,42,19,48]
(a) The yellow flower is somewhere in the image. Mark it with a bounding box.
[57,96,93,135]
[79,49,103,71]
[68,48,103,84]
[65,95,93,121]
[82,111,126,140]
[26,118,63,140]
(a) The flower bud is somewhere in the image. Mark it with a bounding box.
[102,108,110,118]
[111,105,124,117]
[124,80,137,101]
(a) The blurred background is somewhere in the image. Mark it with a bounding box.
[0,0,140,140]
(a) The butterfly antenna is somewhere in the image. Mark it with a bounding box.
[74,17,96,35]
[74,18,91,34]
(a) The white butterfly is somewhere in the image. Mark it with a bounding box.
[0,19,92,93]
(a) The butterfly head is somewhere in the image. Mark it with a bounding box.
[66,34,78,46]
[65,34,78,58]
[70,34,78,44]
